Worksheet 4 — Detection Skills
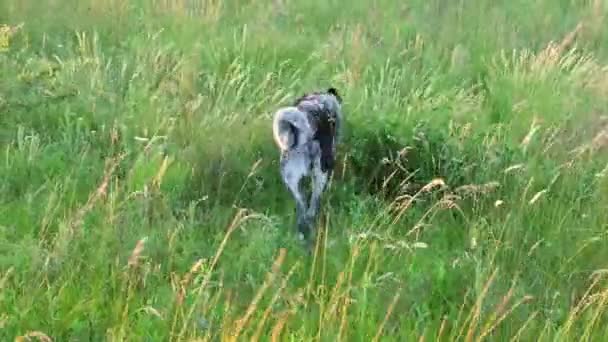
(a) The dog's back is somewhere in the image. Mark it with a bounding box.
[272,88,342,164]
[293,91,342,172]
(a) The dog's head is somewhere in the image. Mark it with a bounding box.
[326,87,342,104]
[293,87,343,106]
[292,87,344,128]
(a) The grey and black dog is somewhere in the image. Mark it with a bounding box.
[272,87,344,247]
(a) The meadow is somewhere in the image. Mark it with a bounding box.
[1,0,608,340]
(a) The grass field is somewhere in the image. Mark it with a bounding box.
[2,0,608,340]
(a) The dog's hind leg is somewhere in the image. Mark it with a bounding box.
[280,154,311,242]
[308,159,330,227]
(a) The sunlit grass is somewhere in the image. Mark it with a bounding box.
[1,0,608,340]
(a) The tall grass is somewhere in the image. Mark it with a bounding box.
[1,0,608,340]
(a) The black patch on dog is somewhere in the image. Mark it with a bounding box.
[288,122,299,148]
[312,109,336,173]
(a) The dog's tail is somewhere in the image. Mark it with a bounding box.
[272,107,311,152]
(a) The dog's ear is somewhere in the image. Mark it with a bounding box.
[327,87,342,103]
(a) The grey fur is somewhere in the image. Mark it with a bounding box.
[272,87,343,248]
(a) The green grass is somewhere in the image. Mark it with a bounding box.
[1,0,608,340]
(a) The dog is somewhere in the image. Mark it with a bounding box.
[272,87,343,248]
